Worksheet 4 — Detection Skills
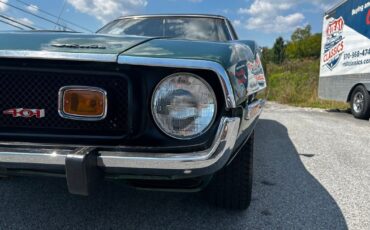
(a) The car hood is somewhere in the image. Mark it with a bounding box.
[0,31,240,69]
[0,31,154,60]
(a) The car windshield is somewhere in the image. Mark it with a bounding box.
[97,17,231,42]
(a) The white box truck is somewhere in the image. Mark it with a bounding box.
[319,0,370,119]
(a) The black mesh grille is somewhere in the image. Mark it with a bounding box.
[0,68,130,138]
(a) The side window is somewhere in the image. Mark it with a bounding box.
[226,20,238,40]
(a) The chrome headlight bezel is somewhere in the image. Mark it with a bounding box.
[151,72,217,140]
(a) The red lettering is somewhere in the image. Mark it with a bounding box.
[3,109,17,117]
[326,17,344,36]
[20,109,33,118]
[323,41,344,63]
[367,9,370,25]
[3,108,45,118]
[35,109,44,118]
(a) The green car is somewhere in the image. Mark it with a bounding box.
[0,14,266,210]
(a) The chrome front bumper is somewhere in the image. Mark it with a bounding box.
[0,117,240,178]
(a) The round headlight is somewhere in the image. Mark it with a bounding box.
[152,73,217,139]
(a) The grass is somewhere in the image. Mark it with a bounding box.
[265,59,349,110]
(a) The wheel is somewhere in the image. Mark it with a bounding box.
[350,85,370,119]
[204,131,254,210]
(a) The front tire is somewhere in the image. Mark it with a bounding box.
[204,131,254,210]
[350,85,370,120]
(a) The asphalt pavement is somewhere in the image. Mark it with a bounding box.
[0,102,369,230]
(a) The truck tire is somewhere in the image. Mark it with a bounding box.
[204,131,254,210]
[350,85,370,119]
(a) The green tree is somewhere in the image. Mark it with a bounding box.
[304,33,322,58]
[260,47,273,73]
[285,41,297,59]
[261,47,273,63]
[273,37,285,64]
[285,25,322,59]
[291,25,312,42]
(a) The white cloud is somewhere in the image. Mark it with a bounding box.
[310,0,332,11]
[1,16,33,29]
[247,13,304,32]
[26,4,39,14]
[67,0,148,24]
[233,20,241,27]
[238,0,305,33]
[18,17,34,26]
[238,0,293,15]
[0,0,8,12]
[237,0,334,33]
[188,0,203,2]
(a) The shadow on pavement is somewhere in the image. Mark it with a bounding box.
[0,119,347,229]
[326,108,351,114]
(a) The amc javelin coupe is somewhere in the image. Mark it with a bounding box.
[0,14,266,210]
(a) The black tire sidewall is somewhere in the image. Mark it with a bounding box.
[203,131,254,210]
[350,85,370,119]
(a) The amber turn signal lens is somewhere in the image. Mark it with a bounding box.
[63,89,106,117]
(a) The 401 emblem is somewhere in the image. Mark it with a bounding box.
[3,108,45,118]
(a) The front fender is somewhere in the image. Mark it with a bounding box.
[226,41,267,104]
[121,38,267,106]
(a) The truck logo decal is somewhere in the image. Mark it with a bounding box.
[3,108,45,118]
[247,56,266,87]
[323,17,345,71]
[235,61,248,85]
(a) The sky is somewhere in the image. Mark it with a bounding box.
[0,0,335,47]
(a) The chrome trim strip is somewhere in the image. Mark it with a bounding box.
[99,117,239,170]
[0,148,71,165]
[0,117,240,173]
[58,86,108,121]
[118,14,228,20]
[118,56,236,109]
[246,99,265,120]
[224,19,236,41]
[0,50,117,62]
